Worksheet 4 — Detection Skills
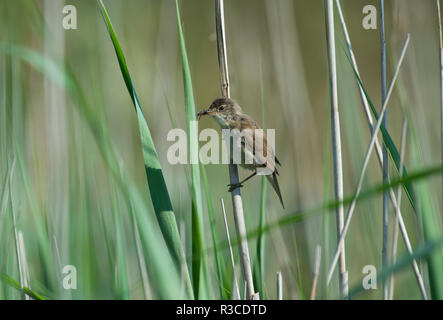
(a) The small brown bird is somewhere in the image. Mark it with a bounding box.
[197,98,284,208]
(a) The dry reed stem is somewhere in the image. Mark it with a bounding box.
[277,272,283,300]
[325,0,348,297]
[8,156,26,299]
[215,0,255,299]
[310,245,321,300]
[221,198,241,300]
[17,231,31,300]
[379,0,390,300]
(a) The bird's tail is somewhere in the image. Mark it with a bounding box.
[266,172,284,209]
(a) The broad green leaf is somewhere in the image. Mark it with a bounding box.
[97,0,193,298]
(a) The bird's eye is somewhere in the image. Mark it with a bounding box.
[218,106,224,111]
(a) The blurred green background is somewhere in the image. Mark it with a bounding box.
[0,0,442,300]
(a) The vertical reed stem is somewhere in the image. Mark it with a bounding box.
[221,198,241,300]
[325,0,348,298]
[8,156,25,299]
[438,0,443,213]
[17,231,31,299]
[215,0,255,299]
[380,0,389,300]
[310,245,322,300]
[276,272,283,300]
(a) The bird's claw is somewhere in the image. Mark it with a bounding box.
[227,183,243,192]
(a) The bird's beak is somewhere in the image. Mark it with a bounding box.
[197,110,207,120]
[197,108,215,120]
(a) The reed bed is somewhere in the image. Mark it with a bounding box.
[0,0,442,300]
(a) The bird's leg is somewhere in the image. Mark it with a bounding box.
[228,171,257,192]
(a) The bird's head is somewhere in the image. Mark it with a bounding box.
[197,98,242,127]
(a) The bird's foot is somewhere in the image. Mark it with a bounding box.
[227,183,243,192]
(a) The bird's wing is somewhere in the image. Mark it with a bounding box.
[237,114,278,174]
